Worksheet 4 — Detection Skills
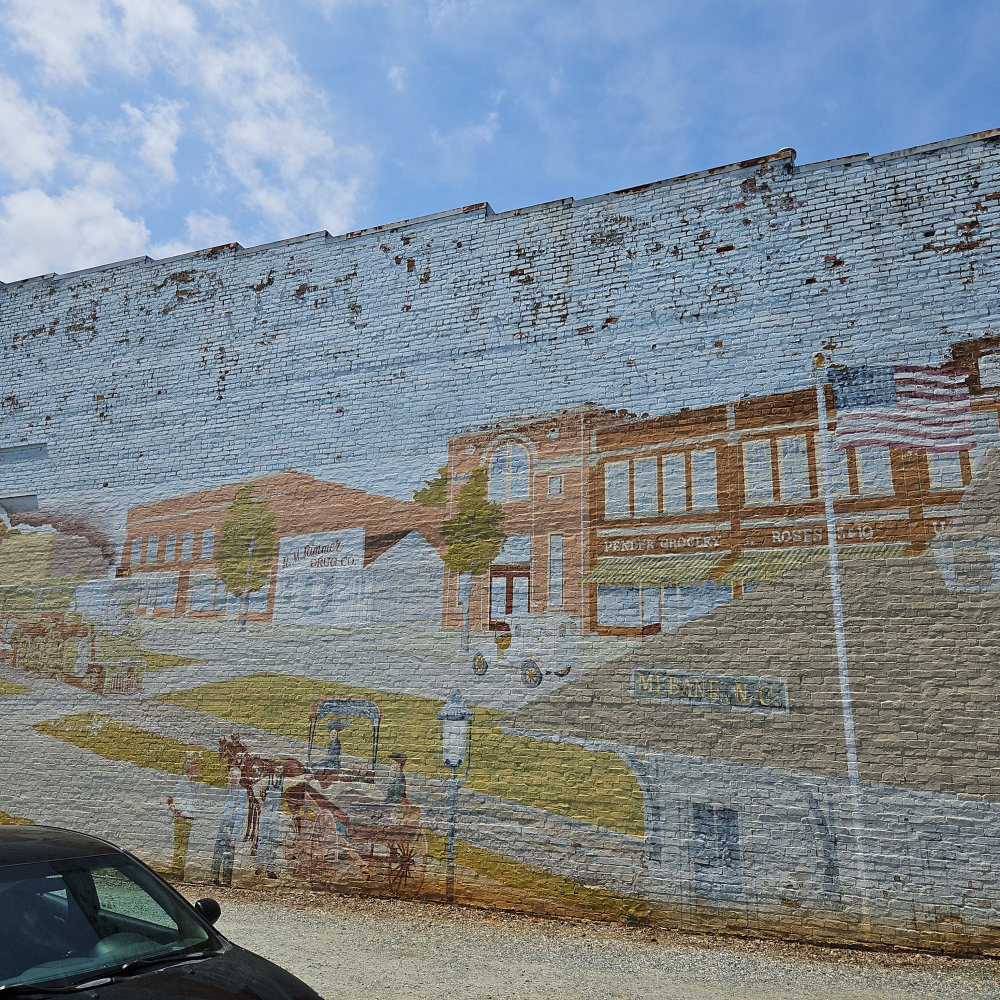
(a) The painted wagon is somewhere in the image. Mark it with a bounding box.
[283,697,429,893]
[2,612,142,694]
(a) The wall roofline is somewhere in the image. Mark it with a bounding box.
[2,127,998,287]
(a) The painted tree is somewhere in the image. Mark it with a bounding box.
[413,466,449,508]
[216,484,278,627]
[441,467,506,651]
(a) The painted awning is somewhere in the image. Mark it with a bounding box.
[582,552,728,588]
[717,542,912,585]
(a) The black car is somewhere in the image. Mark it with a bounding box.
[0,825,323,998]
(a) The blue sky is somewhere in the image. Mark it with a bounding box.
[1,0,999,283]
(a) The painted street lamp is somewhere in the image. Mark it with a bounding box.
[437,688,474,903]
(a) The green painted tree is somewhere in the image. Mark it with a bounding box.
[413,466,449,508]
[216,484,278,627]
[441,467,506,651]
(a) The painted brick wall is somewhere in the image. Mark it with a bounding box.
[1,130,999,954]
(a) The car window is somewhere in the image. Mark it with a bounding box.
[91,865,179,931]
[0,855,212,990]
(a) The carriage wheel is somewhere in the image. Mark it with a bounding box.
[472,652,488,676]
[306,812,340,890]
[281,821,308,879]
[385,829,428,894]
[521,659,542,687]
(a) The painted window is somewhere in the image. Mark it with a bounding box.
[691,449,718,510]
[927,451,964,490]
[597,586,641,627]
[547,475,563,497]
[604,461,630,520]
[856,446,894,495]
[164,535,176,563]
[633,457,658,516]
[548,534,564,608]
[814,435,852,497]
[641,586,660,627]
[777,435,811,501]
[201,527,215,559]
[153,574,178,612]
[692,802,742,901]
[181,532,194,560]
[189,572,218,611]
[145,536,159,563]
[490,577,506,619]
[129,538,142,565]
[661,453,687,514]
[494,534,531,565]
[972,410,1000,471]
[488,442,530,503]
[742,440,774,505]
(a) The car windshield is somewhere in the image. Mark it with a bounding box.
[0,852,214,990]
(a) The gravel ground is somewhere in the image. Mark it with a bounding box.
[190,886,1000,1000]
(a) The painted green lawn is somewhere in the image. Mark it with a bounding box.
[141,651,202,672]
[423,831,645,921]
[35,713,228,788]
[157,672,644,837]
[0,808,32,825]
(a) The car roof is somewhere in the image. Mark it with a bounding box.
[0,825,122,866]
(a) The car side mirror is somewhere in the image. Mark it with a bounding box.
[194,897,221,925]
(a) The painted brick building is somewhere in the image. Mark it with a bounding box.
[442,405,630,632]
[2,129,1000,954]
[121,472,447,625]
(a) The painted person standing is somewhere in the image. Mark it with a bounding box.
[255,762,285,879]
[166,756,198,880]
[385,753,408,804]
[212,766,247,887]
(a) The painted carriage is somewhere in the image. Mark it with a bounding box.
[470,612,579,687]
[0,611,143,694]
[282,698,429,893]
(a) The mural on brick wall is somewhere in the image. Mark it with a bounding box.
[2,135,1000,954]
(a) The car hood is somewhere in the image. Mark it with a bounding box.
[75,944,322,1000]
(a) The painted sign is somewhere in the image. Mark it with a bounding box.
[277,529,365,573]
[740,520,900,548]
[631,669,789,711]
[601,534,727,554]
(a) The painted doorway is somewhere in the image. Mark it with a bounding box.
[490,569,530,624]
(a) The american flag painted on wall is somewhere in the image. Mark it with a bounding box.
[829,364,977,453]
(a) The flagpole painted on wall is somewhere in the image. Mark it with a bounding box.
[813,352,871,926]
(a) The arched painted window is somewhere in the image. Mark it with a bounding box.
[488,442,530,503]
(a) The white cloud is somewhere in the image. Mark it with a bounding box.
[3,0,108,82]
[0,77,70,182]
[5,0,368,237]
[123,100,184,184]
[190,31,369,233]
[387,64,406,92]
[431,110,498,167]
[3,0,201,82]
[150,209,238,259]
[425,0,485,30]
[183,209,238,247]
[0,184,150,281]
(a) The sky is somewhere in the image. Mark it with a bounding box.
[1,0,1000,283]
